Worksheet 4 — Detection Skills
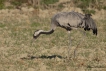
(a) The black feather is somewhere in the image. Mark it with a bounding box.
[84,14,97,35]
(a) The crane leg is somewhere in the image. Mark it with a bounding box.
[67,31,71,59]
[73,29,86,59]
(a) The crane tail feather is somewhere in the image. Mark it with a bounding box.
[84,14,97,35]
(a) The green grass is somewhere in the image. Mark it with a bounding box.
[0,0,5,9]
[10,0,28,6]
[0,23,5,28]
[41,0,59,5]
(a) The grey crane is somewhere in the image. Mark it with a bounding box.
[33,11,97,58]
[33,11,97,39]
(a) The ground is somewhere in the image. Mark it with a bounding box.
[0,4,106,71]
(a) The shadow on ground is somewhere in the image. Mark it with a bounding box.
[20,55,106,68]
[21,55,64,60]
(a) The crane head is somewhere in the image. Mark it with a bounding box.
[33,30,43,39]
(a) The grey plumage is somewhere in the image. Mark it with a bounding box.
[33,11,97,39]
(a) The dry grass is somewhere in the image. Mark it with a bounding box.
[0,17,106,71]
